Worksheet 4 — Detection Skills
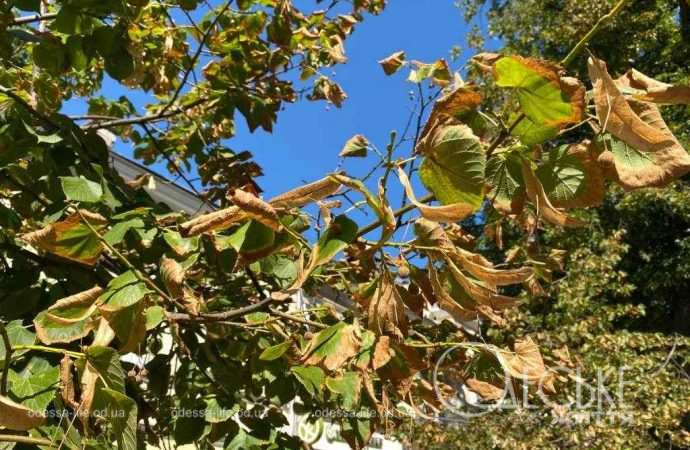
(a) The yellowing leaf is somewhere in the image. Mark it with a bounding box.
[228,188,281,231]
[588,56,690,188]
[521,158,586,227]
[367,272,408,341]
[378,50,406,75]
[339,134,370,158]
[0,395,45,430]
[408,59,452,86]
[493,56,584,128]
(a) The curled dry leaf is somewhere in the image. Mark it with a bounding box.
[521,158,586,227]
[228,188,281,231]
[588,56,690,188]
[428,264,479,323]
[372,336,395,370]
[455,248,533,287]
[618,68,690,105]
[0,395,45,430]
[368,271,408,341]
[446,259,520,311]
[465,378,505,401]
[268,175,341,210]
[302,322,361,371]
[180,206,244,236]
[397,167,475,223]
[497,336,549,384]
[471,52,501,73]
[161,256,200,315]
[416,85,482,152]
[46,285,103,325]
[378,50,406,76]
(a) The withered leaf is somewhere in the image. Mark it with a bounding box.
[368,271,408,341]
[268,175,341,210]
[398,167,475,223]
[0,395,45,430]
[378,50,406,76]
[228,188,281,231]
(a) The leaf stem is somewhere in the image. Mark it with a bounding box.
[0,434,56,447]
[559,0,630,67]
[12,344,84,359]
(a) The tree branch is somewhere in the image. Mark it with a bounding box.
[0,434,56,447]
[166,297,273,322]
[10,12,58,26]
[0,321,12,395]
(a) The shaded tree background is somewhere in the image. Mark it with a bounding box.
[400,0,690,448]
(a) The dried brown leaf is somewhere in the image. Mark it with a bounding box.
[0,396,45,430]
[228,188,281,231]
[368,272,408,341]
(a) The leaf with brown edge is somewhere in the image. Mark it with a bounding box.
[618,68,690,105]
[21,212,106,265]
[521,157,586,227]
[160,256,200,315]
[538,140,605,209]
[465,378,505,401]
[428,264,479,323]
[416,85,482,153]
[378,50,406,76]
[408,59,452,86]
[588,56,690,188]
[496,336,549,384]
[228,188,281,231]
[339,134,370,158]
[372,336,394,370]
[45,285,103,325]
[302,322,361,371]
[368,271,408,341]
[397,167,475,223]
[492,55,585,128]
[0,395,45,430]
[268,175,341,210]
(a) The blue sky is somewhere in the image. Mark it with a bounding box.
[63,1,500,233]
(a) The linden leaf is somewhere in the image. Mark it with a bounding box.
[21,212,106,265]
[339,134,370,158]
[588,56,690,188]
[418,124,486,212]
[497,336,549,384]
[268,175,341,210]
[618,68,690,105]
[378,50,406,75]
[60,176,103,203]
[367,271,408,341]
[493,55,585,128]
[326,371,361,410]
[0,395,45,430]
[302,322,361,371]
[45,285,103,325]
[228,188,281,231]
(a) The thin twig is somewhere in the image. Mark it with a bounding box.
[9,12,58,25]
[0,434,56,447]
[165,297,273,322]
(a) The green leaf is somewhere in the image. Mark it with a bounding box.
[0,321,35,363]
[98,389,137,450]
[227,220,275,255]
[510,114,559,146]
[259,340,291,361]
[291,366,325,397]
[494,56,583,127]
[60,176,103,203]
[32,40,68,76]
[103,218,145,246]
[163,230,200,256]
[486,150,524,206]
[23,122,62,144]
[325,371,361,410]
[85,346,125,393]
[21,214,105,265]
[419,124,486,208]
[144,305,165,330]
[536,145,586,204]
[310,215,358,268]
[99,271,151,312]
[33,310,93,345]
[8,357,59,411]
